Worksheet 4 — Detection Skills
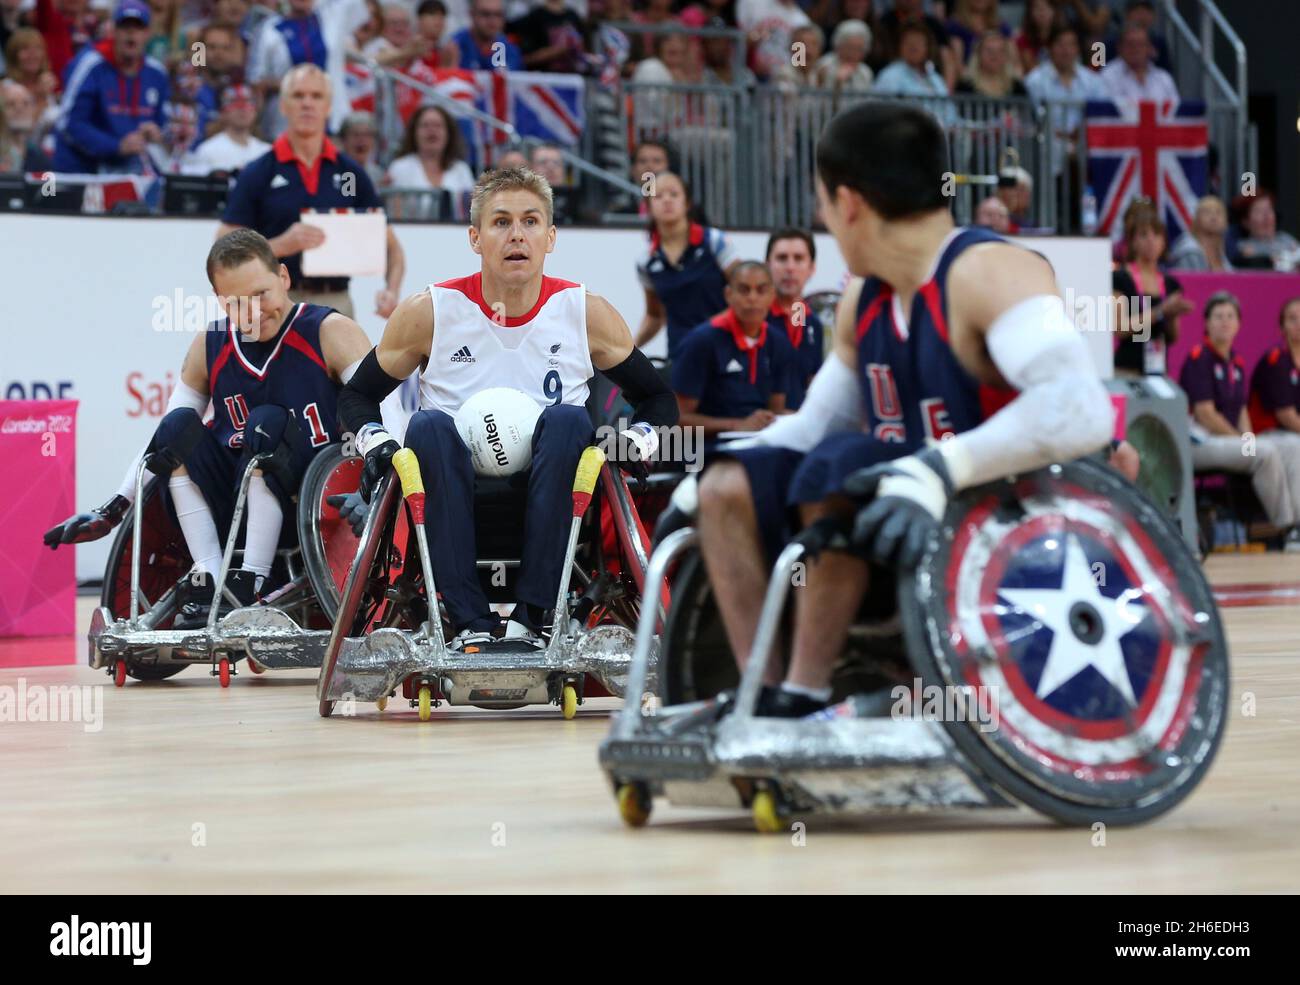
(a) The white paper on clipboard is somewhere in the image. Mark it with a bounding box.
[300,210,387,277]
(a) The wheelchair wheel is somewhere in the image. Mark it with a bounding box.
[660,549,739,705]
[298,445,413,623]
[901,458,1230,827]
[98,475,189,682]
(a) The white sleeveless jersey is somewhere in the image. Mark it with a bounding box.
[420,273,593,415]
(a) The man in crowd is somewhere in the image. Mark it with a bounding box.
[764,228,822,410]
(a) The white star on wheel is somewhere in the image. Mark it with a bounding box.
[998,534,1145,707]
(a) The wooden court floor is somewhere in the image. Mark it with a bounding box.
[1,555,1297,894]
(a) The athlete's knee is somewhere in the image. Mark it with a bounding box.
[147,407,206,474]
[699,461,751,513]
[404,408,460,457]
[534,403,593,448]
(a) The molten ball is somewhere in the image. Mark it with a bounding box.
[454,387,542,477]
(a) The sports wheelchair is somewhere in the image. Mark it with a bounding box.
[315,447,673,720]
[88,443,365,687]
[600,458,1230,832]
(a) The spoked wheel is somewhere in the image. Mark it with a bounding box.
[99,475,190,683]
[659,549,742,705]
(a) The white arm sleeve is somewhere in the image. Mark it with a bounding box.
[755,353,863,453]
[115,381,211,502]
[937,295,1114,491]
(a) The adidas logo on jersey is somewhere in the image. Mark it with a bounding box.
[450,346,475,363]
[270,174,290,189]
[724,358,744,374]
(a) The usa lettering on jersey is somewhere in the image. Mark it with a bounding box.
[866,363,906,443]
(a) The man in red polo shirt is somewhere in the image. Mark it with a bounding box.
[218,64,405,318]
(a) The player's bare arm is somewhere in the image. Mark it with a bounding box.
[586,290,678,470]
[319,311,378,383]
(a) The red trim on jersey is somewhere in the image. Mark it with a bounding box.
[979,383,1018,421]
[920,280,947,344]
[855,287,892,343]
[282,328,329,373]
[1267,346,1282,366]
[649,221,706,253]
[711,309,766,384]
[209,338,235,391]
[769,298,805,350]
[436,272,580,327]
[272,134,339,196]
[229,303,307,379]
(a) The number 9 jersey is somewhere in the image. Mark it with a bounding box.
[420,273,594,415]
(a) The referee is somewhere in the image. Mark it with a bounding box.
[217,64,405,318]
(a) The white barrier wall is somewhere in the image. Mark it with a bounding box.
[0,215,1112,580]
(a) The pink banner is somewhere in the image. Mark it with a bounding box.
[0,401,77,643]
[1165,272,1300,380]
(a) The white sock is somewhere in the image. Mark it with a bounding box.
[780,682,832,702]
[242,474,284,580]
[169,474,222,578]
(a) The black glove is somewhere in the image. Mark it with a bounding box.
[843,446,953,570]
[43,495,130,549]
[326,491,370,537]
[358,438,400,503]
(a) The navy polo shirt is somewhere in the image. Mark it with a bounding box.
[1179,343,1247,425]
[222,134,382,287]
[765,299,824,410]
[1249,345,1300,432]
[637,222,735,360]
[672,310,797,419]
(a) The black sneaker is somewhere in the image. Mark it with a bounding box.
[711,685,829,720]
[173,571,216,631]
[223,569,260,609]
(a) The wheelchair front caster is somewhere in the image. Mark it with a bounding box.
[113,660,127,688]
[246,656,265,675]
[377,696,388,712]
[561,684,579,720]
[616,783,651,828]
[751,789,784,834]
[417,686,432,721]
[216,657,231,688]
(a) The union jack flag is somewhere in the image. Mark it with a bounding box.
[1085,99,1208,239]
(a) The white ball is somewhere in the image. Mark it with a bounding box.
[454,387,542,477]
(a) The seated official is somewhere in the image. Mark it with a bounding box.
[764,228,825,410]
[1180,291,1300,550]
[672,261,798,439]
[1249,296,1300,439]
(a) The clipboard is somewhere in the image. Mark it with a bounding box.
[299,209,387,277]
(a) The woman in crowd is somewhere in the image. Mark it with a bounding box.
[634,170,740,360]
[1233,192,1300,270]
[945,0,1010,63]
[3,29,58,144]
[873,21,948,98]
[1013,0,1062,74]
[813,18,874,92]
[954,30,1026,97]
[1168,195,1234,272]
[1111,199,1194,376]
[384,104,475,218]
[1249,296,1300,444]
[1181,291,1300,551]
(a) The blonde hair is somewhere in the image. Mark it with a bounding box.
[469,166,554,228]
[279,63,332,107]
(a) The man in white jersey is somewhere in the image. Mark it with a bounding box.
[334,167,678,651]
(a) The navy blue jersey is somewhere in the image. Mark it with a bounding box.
[672,310,797,419]
[855,227,1016,450]
[206,302,340,451]
[636,223,736,360]
[766,300,824,410]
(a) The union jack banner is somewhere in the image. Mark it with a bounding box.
[1085,99,1208,239]
[346,67,586,171]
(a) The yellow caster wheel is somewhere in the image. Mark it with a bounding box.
[417,686,432,722]
[616,783,651,828]
[561,684,579,720]
[376,696,388,712]
[751,790,783,834]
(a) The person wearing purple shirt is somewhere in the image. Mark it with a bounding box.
[1180,291,1300,548]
